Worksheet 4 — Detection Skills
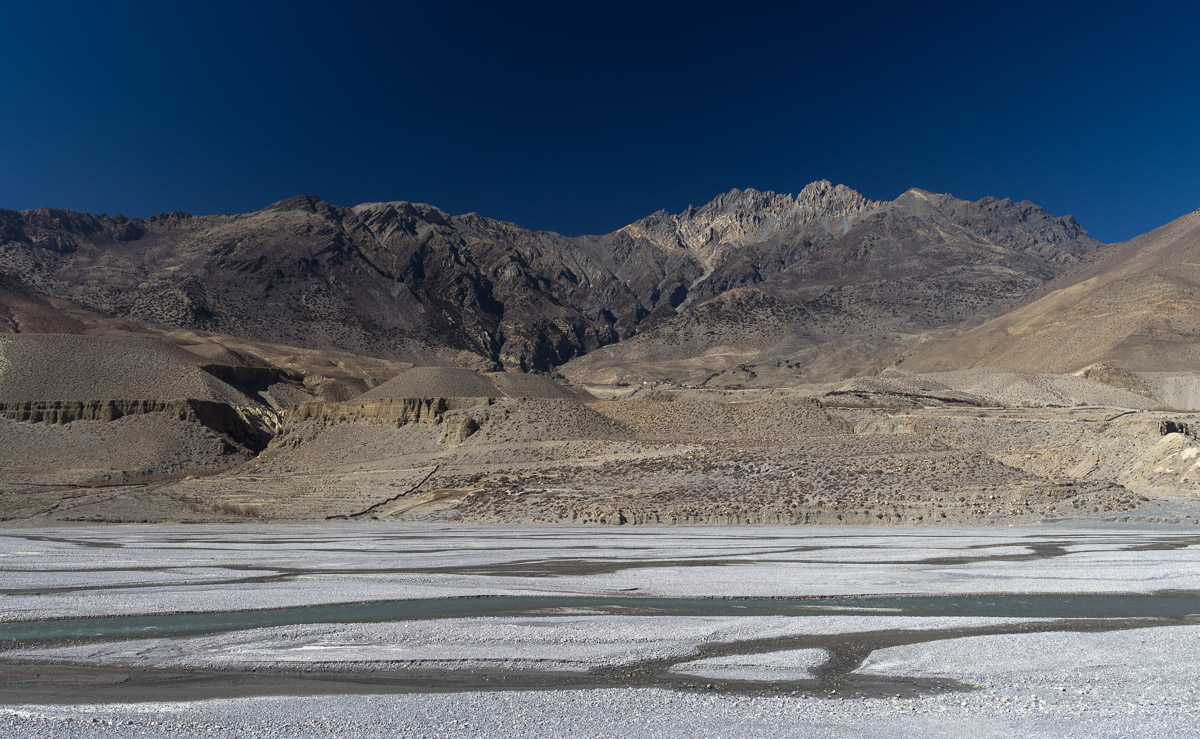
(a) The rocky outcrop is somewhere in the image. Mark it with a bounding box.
[281,397,493,428]
[273,397,497,448]
[618,182,881,284]
[1080,363,1156,398]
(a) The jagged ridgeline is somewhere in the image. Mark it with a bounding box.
[0,181,1097,378]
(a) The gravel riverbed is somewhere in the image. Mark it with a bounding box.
[2,523,1198,737]
[2,683,1197,738]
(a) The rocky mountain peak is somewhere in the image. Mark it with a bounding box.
[793,180,879,229]
[695,187,795,215]
[696,181,878,224]
[264,194,331,215]
[891,187,950,211]
[352,200,453,234]
[620,181,882,269]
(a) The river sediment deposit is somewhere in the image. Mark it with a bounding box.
[2,523,1200,736]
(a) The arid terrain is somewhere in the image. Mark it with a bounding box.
[1,335,1198,527]
[2,183,1200,527]
[7,2,1199,734]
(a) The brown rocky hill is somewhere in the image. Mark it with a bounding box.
[562,188,1101,385]
[0,197,637,370]
[900,207,1200,374]
[0,278,413,400]
[0,182,1098,377]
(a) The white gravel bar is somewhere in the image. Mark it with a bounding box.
[2,523,1200,620]
[3,685,1199,738]
[670,648,828,681]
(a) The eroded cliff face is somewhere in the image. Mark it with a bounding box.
[836,404,1200,501]
[4,378,1196,525]
[276,396,493,441]
[0,399,277,452]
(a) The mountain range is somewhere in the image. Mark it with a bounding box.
[1,180,1138,383]
[3,180,1200,526]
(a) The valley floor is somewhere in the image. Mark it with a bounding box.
[1,524,1199,737]
[7,392,1200,527]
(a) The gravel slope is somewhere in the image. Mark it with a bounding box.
[360,367,502,399]
[0,334,253,404]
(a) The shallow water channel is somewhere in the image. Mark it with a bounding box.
[4,591,1200,642]
[3,591,1200,703]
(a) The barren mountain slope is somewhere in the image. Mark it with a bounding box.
[0,182,1098,378]
[0,198,636,370]
[563,189,1100,385]
[0,194,752,372]
[0,283,411,400]
[0,334,255,404]
[900,207,1200,374]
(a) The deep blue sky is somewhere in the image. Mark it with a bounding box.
[2,2,1198,243]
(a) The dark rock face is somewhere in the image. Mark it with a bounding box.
[0,181,1101,373]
